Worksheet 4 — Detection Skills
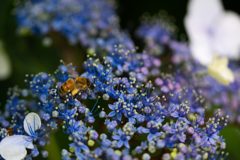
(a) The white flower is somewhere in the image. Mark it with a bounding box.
[24,112,41,136]
[0,112,41,160]
[0,135,34,160]
[208,54,234,86]
[185,0,240,66]
[0,41,11,80]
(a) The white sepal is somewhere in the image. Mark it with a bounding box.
[186,0,223,28]
[0,135,33,160]
[211,11,240,59]
[24,112,41,136]
[185,0,240,65]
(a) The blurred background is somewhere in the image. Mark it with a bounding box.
[1,0,240,159]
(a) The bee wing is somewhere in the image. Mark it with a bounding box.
[62,62,79,79]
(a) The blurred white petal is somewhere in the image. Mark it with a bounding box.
[185,0,240,65]
[0,135,33,160]
[184,15,213,65]
[211,11,240,59]
[0,42,11,80]
[184,15,206,42]
[190,41,213,66]
[24,112,41,136]
[186,0,223,28]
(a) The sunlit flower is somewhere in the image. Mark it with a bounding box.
[208,54,234,86]
[185,0,240,65]
[0,112,41,160]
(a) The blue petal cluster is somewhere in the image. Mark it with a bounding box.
[0,57,229,159]
[15,0,134,53]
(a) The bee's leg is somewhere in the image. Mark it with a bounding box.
[71,88,79,98]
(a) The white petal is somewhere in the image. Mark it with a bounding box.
[25,140,34,149]
[189,35,214,66]
[184,15,207,42]
[186,0,223,28]
[24,112,41,136]
[0,135,33,160]
[211,11,240,59]
[185,15,217,65]
[185,0,240,64]
[0,42,11,80]
[184,0,226,65]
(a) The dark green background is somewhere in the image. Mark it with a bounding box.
[0,0,240,159]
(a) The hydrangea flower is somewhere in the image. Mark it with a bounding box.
[0,0,235,159]
[136,14,175,55]
[185,0,240,65]
[112,128,131,148]
[0,135,34,160]
[14,0,134,54]
[0,112,41,160]
[136,9,240,123]
[0,58,229,159]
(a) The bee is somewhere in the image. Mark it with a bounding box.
[58,62,91,97]
[7,127,14,136]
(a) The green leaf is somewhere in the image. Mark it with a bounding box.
[220,125,240,160]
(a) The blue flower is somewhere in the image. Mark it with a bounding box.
[201,124,220,146]
[108,103,123,121]
[168,121,188,143]
[64,120,80,134]
[112,128,131,148]
[69,142,89,160]
[25,73,54,102]
[140,125,163,142]
[58,108,77,120]
[171,103,190,124]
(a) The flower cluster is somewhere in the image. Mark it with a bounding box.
[14,0,134,53]
[136,13,240,124]
[169,44,240,123]
[136,13,176,56]
[0,0,236,159]
[0,56,228,159]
